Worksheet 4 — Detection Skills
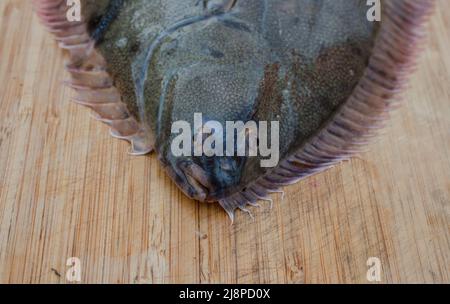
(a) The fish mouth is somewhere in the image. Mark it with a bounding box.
[164,160,215,203]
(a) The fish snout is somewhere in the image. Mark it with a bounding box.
[176,160,214,203]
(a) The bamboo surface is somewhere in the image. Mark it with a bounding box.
[0,0,449,284]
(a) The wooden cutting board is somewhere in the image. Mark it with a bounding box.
[0,0,448,283]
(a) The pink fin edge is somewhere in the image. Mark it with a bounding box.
[33,0,154,156]
[219,0,436,222]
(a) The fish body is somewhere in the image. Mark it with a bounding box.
[34,0,435,219]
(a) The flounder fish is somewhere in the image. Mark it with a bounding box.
[33,0,435,221]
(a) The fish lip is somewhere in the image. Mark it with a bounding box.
[175,160,212,203]
[176,159,243,203]
[165,161,239,203]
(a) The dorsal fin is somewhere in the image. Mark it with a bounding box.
[33,0,153,155]
[219,0,436,220]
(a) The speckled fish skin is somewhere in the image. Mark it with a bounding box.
[90,0,376,201]
[34,0,435,217]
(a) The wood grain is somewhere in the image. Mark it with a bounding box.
[0,0,449,284]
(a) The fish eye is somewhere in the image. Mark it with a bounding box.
[204,0,236,14]
[219,160,233,171]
